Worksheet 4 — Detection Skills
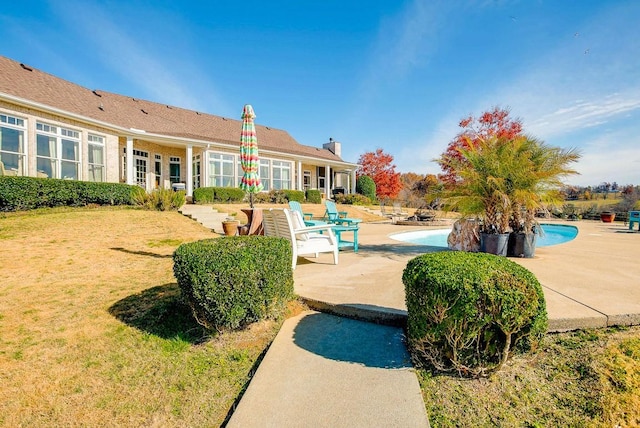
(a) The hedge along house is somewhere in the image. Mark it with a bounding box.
[0,55,358,199]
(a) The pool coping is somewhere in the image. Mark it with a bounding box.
[294,220,640,333]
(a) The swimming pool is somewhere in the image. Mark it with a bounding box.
[391,224,578,248]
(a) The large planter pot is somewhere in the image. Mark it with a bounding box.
[222,220,239,236]
[508,232,537,258]
[480,232,509,256]
[600,212,615,223]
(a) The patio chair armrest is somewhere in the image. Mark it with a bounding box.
[303,212,314,220]
[295,224,336,234]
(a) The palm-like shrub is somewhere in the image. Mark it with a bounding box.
[438,137,515,234]
[438,136,580,236]
[507,137,580,234]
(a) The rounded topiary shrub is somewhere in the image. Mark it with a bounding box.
[403,251,547,377]
[356,175,376,202]
[173,236,294,330]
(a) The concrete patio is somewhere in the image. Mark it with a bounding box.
[293,219,640,332]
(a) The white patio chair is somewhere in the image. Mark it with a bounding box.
[262,208,339,269]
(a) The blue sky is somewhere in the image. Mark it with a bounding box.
[1,0,639,186]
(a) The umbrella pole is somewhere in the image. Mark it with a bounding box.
[249,192,254,209]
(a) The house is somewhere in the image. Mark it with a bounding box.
[0,55,357,198]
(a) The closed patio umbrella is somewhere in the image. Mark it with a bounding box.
[239,104,263,208]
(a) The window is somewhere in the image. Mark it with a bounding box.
[36,122,80,179]
[193,154,201,189]
[317,166,326,190]
[154,154,162,188]
[87,134,105,182]
[258,159,270,191]
[169,156,181,184]
[133,149,148,187]
[303,170,312,190]
[0,113,26,176]
[272,160,291,190]
[236,159,243,187]
[208,153,235,187]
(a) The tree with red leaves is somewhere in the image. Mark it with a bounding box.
[357,148,402,200]
[438,107,523,184]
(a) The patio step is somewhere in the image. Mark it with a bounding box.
[179,204,230,234]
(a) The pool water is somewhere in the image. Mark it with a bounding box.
[391,224,578,248]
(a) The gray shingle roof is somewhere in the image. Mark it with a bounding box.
[0,55,345,163]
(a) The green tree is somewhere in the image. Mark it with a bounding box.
[356,175,376,201]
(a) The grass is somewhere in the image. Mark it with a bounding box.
[0,206,291,427]
[419,327,640,427]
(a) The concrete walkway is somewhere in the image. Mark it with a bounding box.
[226,219,638,427]
[227,311,429,427]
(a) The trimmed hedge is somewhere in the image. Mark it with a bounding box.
[305,189,322,204]
[173,236,294,330]
[192,186,245,203]
[283,189,305,203]
[334,193,372,206]
[192,187,215,203]
[403,251,547,377]
[0,176,141,212]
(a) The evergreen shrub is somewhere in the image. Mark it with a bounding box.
[403,251,547,377]
[212,187,245,202]
[193,187,215,203]
[173,236,294,330]
[0,176,140,211]
[192,187,245,203]
[283,189,305,202]
[305,189,322,204]
[334,193,371,205]
[356,175,376,201]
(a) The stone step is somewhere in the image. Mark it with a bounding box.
[179,204,230,234]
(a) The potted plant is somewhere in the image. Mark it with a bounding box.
[505,137,580,258]
[438,135,580,258]
[438,137,514,256]
[222,215,239,236]
[600,211,616,223]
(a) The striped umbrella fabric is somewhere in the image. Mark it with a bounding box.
[239,104,263,207]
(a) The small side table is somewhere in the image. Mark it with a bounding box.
[333,224,359,252]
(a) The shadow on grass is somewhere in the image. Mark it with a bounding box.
[109,283,210,344]
[110,247,173,258]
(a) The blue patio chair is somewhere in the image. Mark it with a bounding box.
[324,200,362,226]
[289,201,327,227]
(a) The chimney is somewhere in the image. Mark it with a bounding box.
[322,137,341,157]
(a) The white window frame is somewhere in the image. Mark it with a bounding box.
[208,152,235,187]
[154,153,162,188]
[0,113,27,176]
[272,160,291,190]
[169,156,181,184]
[87,133,105,182]
[192,154,201,189]
[258,158,270,191]
[36,122,81,180]
[303,170,312,190]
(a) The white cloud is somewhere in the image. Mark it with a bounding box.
[48,0,227,113]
